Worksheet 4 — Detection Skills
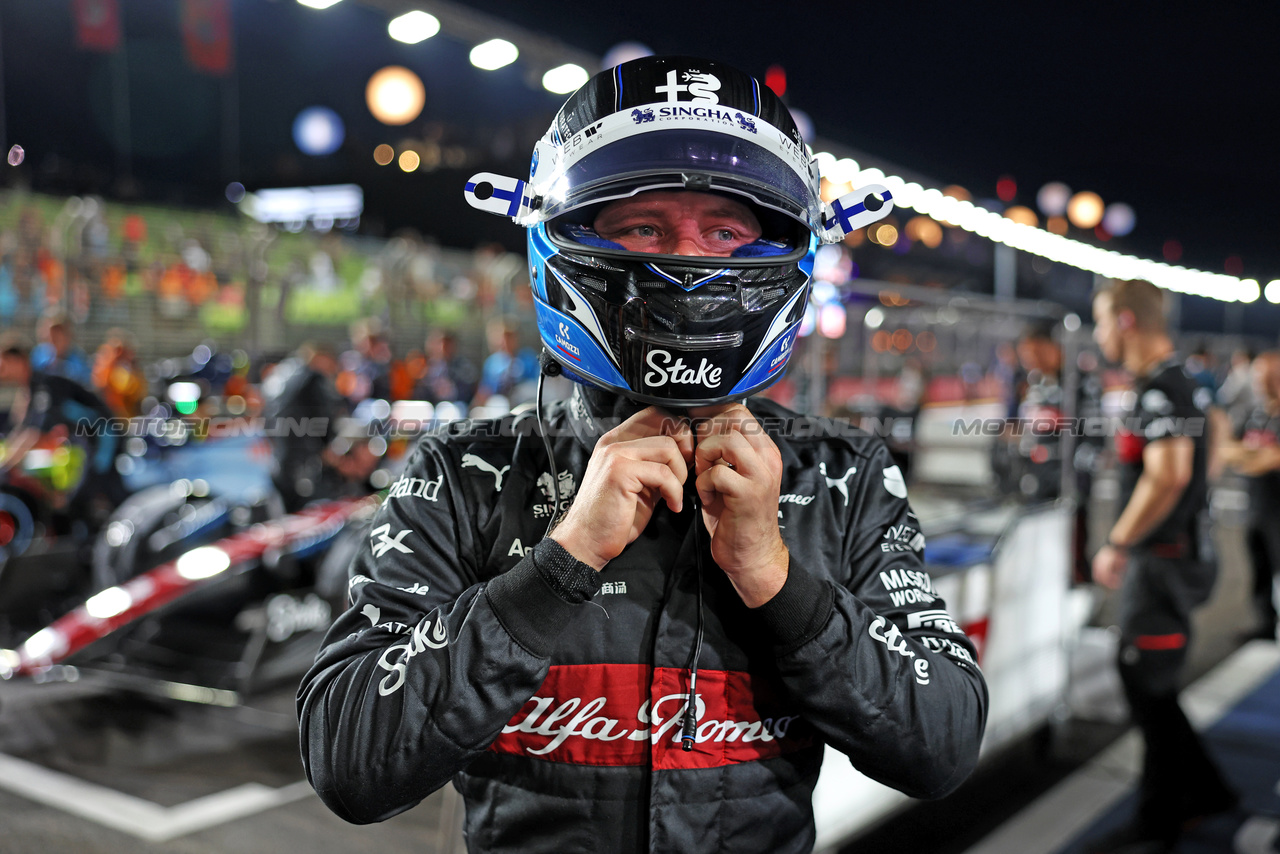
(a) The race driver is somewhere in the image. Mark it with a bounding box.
[299,55,987,853]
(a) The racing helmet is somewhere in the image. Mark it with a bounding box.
[464,55,893,407]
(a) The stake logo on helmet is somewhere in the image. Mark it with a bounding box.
[464,55,895,407]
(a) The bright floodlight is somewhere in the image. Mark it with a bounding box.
[470,39,518,71]
[864,306,885,329]
[297,0,343,8]
[177,547,232,580]
[543,63,589,94]
[366,66,426,125]
[1266,280,1280,304]
[389,11,440,44]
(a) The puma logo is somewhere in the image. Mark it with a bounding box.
[820,462,857,507]
[462,453,510,491]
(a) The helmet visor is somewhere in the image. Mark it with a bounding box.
[534,122,820,233]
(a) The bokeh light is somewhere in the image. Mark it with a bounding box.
[789,108,813,145]
[916,330,936,353]
[6,144,23,166]
[818,304,847,338]
[398,149,421,172]
[1163,239,1183,262]
[871,330,891,352]
[292,106,345,156]
[601,41,653,68]
[1046,216,1069,235]
[366,66,426,126]
[873,223,899,246]
[1066,191,1104,229]
[225,182,245,203]
[373,144,395,166]
[891,329,914,351]
[1036,182,1071,217]
[905,216,943,248]
[996,175,1017,203]
[1003,206,1038,227]
[1265,280,1280,304]
[765,65,787,97]
[1102,202,1136,237]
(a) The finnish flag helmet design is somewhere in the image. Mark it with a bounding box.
[464,55,893,407]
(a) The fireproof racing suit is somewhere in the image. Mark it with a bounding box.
[298,389,988,853]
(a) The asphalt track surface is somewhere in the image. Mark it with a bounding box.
[0,509,1263,854]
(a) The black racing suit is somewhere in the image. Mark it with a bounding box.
[261,359,349,514]
[1238,404,1280,638]
[298,388,988,853]
[1111,358,1234,834]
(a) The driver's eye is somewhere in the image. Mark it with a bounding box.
[714,229,735,241]
[634,225,657,237]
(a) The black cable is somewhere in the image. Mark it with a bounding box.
[536,366,704,750]
[681,420,706,752]
[536,352,562,538]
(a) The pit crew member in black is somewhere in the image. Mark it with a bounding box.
[1088,280,1236,853]
[261,343,376,513]
[1220,350,1280,641]
[0,331,126,527]
[299,55,987,853]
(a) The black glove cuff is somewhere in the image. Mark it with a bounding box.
[533,537,602,604]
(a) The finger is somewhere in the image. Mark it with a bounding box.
[604,438,689,485]
[695,462,748,505]
[690,403,752,440]
[628,459,686,513]
[658,413,695,462]
[602,407,685,445]
[694,430,760,477]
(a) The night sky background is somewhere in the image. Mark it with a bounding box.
[2,1,1277,329]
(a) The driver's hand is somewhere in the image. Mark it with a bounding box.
[550,407,693,570]
[690,404,789,608]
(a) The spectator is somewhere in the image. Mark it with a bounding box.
[91,328,147,417]
[30,307,93,385]
[414,329,479,405]
[475,317,539,407]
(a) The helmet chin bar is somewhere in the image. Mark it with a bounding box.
[819,184,895,243]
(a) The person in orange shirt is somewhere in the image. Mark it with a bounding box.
[91,328,147,417]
